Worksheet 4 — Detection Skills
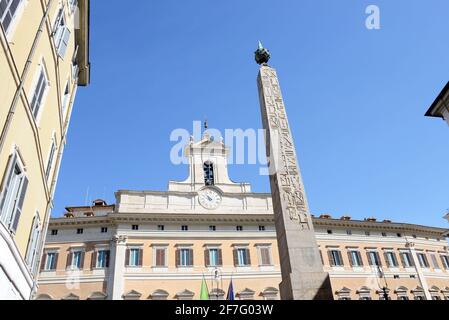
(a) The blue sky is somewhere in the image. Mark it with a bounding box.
[54,0,449,227]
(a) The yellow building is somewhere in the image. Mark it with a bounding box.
[36,136,449,300]
[0,0,90,299]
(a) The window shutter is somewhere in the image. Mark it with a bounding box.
[204,249,210,267]
[175,249,180,267]
[105,250,110,268]
[40,254,47,271]
[357,252,364,266]
[138,249,143,266]
[218,249,223,266]
[160,249,166,266]
[384,252,390,267]
[337,251,343,266]
[328,251,335,266]
[400,252,406,267]
[11,176,28,233]
[53,252,59,270]
[58,27,71,57]
[66,252,72,268]
[233,249,238,266]
[392,253,398,267]
[0,154,16,213]
[409,253,415,267]
[347,251,354,267]
[91,251,97,269]
[79,251,85,269]
[125,248,130,267]
[246,248,251,266]
[376,252,382,266]
[367,252,373,266]
[188,249,193,266]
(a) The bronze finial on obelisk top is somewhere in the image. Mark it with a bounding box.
[255,43,333,300]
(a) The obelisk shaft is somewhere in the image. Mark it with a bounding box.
[257,65,333,300]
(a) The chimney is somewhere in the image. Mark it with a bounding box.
[319,214,332,219]
[340,215,351,221]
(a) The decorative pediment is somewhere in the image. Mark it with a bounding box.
[356,286,371,294]
[88,291,107,300]
[336,287,351,294]
[237,288,255,299]
[62,293,80,300]
[262,287,279,295]
[176,289,195,300]
[35,294,53,300]
[123,290,142,300]
[150,289,169,300]
[395,286,408,293]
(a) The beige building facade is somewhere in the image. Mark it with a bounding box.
[36,135,449,300]
[0,0,89,299]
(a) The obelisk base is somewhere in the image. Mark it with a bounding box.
[280,272,333,300]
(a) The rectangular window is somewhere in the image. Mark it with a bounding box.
[259,247,272,266]
[206,248,221,267]
[384,251,399,268]
[236,226,243,231]
[178,248,193,267]
[327,230,333,234]
[367,251,381,266]
[0,0,22,33]
[25,213,41,273]
[0,154,28,233]
[400,252,413,268]
[440,255,449,270]
[209,225,216,231]
[157,225,164,231]
[76,228,83,234]
[154,248,167,267]
[234,248,251,266]
[71,251,83,269]
[44,252,57,271]
[96,250,110,268]
[45,140,56,179]
[382,232,387,237]
[53,8,71,58]
[101,227,108,233]
[348,250,363,267]
[365,231,370,236]
[30,66,48,119]
[51,229,58,236]
[329,250,344,267]
[68,0,78,13]
[181,225,188,231]
[61,82,70,114]
[417,253,429,268]
[132,225,138,230]
[430,254,440,270]
[128,248,141,267]
[259,226,266,231]
[346,230,352,236]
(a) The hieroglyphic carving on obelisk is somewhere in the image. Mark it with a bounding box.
[255,42,333,300]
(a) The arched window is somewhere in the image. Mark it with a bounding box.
[203,161,214,186]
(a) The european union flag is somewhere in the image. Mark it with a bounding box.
[226,279,234,300]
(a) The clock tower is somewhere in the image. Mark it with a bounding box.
[168,131,253,211]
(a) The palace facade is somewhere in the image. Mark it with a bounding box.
[36,134,449,300]
[0,0,90,299]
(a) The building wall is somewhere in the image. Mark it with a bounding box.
[0,0,89,299]
[36,215,449,300]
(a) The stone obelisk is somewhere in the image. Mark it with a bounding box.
[255,42,333,300]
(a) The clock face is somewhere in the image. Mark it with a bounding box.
[198,189,222,210]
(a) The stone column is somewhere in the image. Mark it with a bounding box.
[108,235,127,300]
[406,241,432,300]
[257,63,332,300]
